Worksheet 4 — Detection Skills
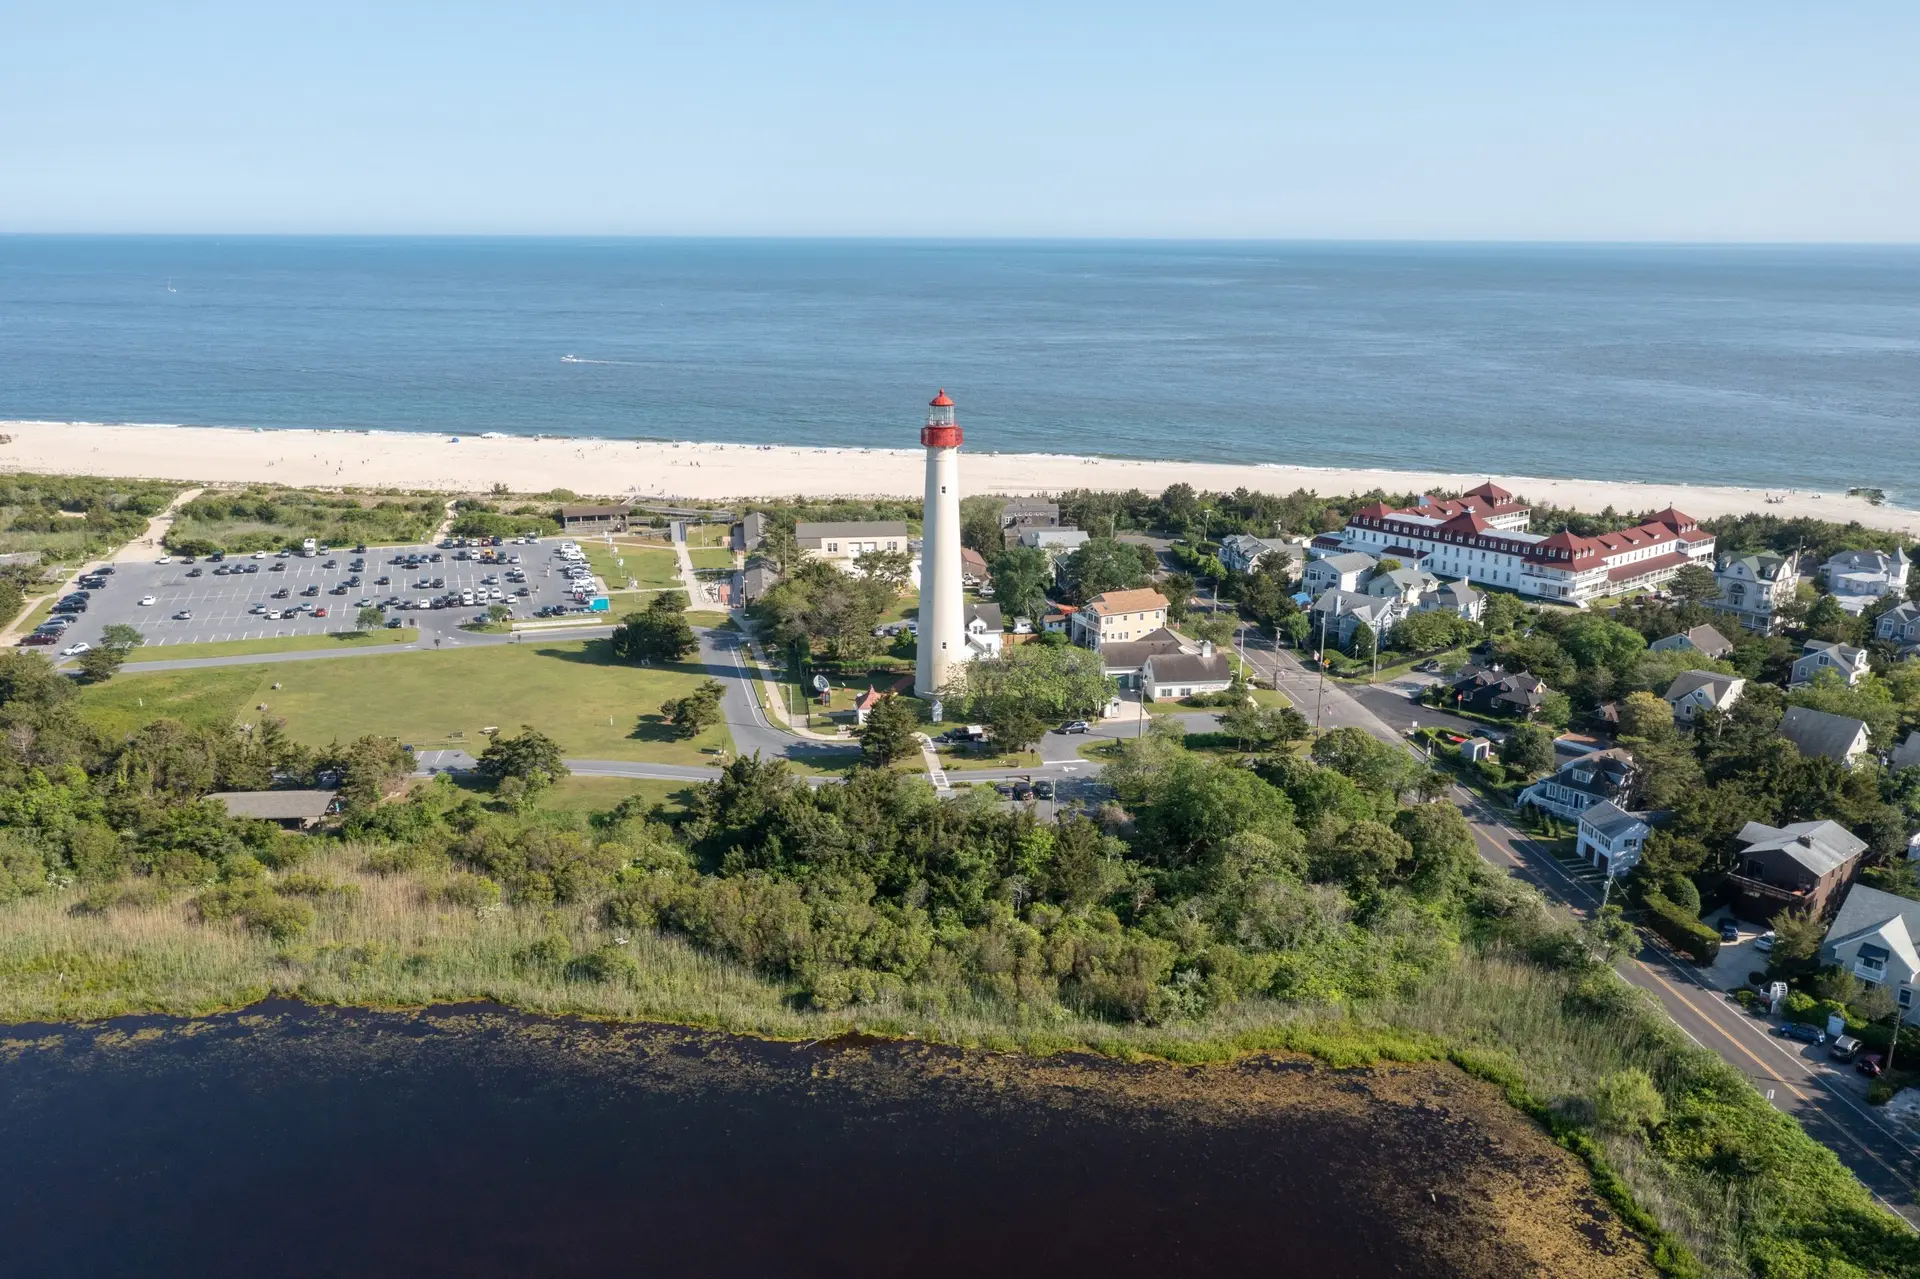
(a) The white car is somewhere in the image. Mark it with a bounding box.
[139,594,157,606]
[60,642,91,657]
[267,610,282,620]
[253,551,269,559]
[173,610,193,620]
[155,555,172,565]
[1754,931,1776,954]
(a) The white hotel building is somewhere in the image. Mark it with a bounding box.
[1337,483,1715,606]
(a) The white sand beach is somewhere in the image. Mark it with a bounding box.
[4,419,1917,535]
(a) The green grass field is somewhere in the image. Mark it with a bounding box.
[534,775,700,815]
[584,541,682,591]
[77,638,735,764]
[126,628,422,663]
[689,547,735,572]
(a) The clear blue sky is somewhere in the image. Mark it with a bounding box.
[2,2,1913,239]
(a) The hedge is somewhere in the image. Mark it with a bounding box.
[1642,888,1721,964]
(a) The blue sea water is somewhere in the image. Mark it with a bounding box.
[2,237,1917,500]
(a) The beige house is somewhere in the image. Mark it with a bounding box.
[1072,588,1170,650]
[795,521,912,572]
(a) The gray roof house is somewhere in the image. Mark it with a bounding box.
[1822,885,1920,1025]
[1098,628,1189,689]
[1301,551,1377,595]
[1649,624,1734,660]
[1309,589,1399,652]
[1000,499,1060,529]
[1729,819,1867,921]
[1143,646,1236,701]
[1876,601,1920,647]
[1790,639,1870,688]
[206,789,339,829]
[1219,533,1288,575]
[1518,749,1635,821]
[1414,579,1485,621]
[1365,565,1438,604]
[1713,551,1798,635]
[1822,547,1908,613]
[1892,731,1920,774]
[1776,705,1872,766]
[1576,800,1652,876]
[1662,670,1745,723]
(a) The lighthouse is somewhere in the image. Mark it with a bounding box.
[915,389,966,703]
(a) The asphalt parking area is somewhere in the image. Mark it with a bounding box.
[46,539,592,656]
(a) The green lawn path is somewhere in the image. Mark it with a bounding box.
[126,628,422,663]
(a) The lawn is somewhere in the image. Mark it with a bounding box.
[684,523,731,548]
[535,775,701,816]
[585,541,681,591]
[933,745,1043,772]
[77,638,735,765]
[126,627,421,662]
[689,547,735,572]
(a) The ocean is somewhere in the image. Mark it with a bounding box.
[3,237,1917,500]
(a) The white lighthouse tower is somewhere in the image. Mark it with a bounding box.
[915,389,966,703]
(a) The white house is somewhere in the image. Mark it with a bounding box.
[1366,565,1437,605]
[1822,548,1908,614]
[1876,601,1920,647]
[1714,551,1799,634]
[1776,705,1872,766]
[1662,670,1745,723]
[1019,527,1090,561]
[1072,589,1170,650]
[1301,551,1377,595]
[1577,800,1652,876]
[963,602,1005,658]
[1821,885,1920,1025]
[1143,644,1236,701]
[1789,639,1870,688]
[1219,533,1288,575]
[1649,624,1734,661]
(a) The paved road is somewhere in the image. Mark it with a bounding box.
[1234,632,1920,1227]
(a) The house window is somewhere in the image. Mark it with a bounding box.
[826,542,839,553]
[1902,987,1913,1008]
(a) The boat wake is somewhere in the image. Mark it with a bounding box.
[560,354,636,366]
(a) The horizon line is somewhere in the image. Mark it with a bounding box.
[3,231,1920,248]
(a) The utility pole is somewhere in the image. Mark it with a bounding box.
[1313,607,1328,733]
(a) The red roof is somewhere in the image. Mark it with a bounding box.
[929,389,953,407]
[1646,506,1697,531]
[1465,481,1515,502]
[1438,511,1491,535]
[854,687,887,710]
[1353,501,1395,519]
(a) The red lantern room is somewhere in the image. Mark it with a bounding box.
[921,389,962,448]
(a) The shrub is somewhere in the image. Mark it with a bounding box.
[196,884,315,941]
[1641,888,1720,964]
[70,879,170,916]
[567,943,640,986]
[275,872,360,904]
[362,842,441,876]
[435,873,503,912]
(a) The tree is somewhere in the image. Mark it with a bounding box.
[1767,906,1826,977]
[986,699,1046,752]
[959,495,1007,557]
[324,734,412,812]
[854,547,914,595]
[1237,554,1295,631]
[1283,612,1312,649]
[355,605,385,633]
[1389,610,1474,654]
[758,523,801,574]
[1501,722,1556,776]
[1803,593,1853,644]
[487,603,511,624]
[1617,690,1675,742]
[1310,726,1420,797]
[1189,612,1238,651]
[477,726,570,796]
[942,642,1114,722]
[660,679,727,738]
[987,545,1053,626]
[1160,571,1194,624]
[1347,620,1375,660]
[76,623,145,683]
[1669,563,1720,606]
[610,591,697,664]
[1060,537,1151,602]
[1583,905,1641,965]
[860,694,920,766]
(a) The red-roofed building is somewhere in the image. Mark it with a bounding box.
[1337,499,1714,606]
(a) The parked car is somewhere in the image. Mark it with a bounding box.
[1718,920,1740,942]
[1857,1053,1885,1077]
[1012,779,1035,801]
[186,567,203,578]
[1034,779,1055,800]
[59,642,91,657]
[269,562,286,572]
[1753,931,1775,953]
[172,610,193,620]
[314,607,328,618]
[138,595,157,607]
[1829,1035,1861,1062]
[1059,720,1092,734]
[155,555,171,564]
[1778,1022,1826,1045]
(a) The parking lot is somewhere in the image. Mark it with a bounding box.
[40,538,603,658]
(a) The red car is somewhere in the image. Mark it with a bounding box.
[314,607,328,618]
[1856,1053,1884,1078]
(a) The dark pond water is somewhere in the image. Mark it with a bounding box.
[0,1003,1634,1278]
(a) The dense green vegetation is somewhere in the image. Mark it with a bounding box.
[0,473,181,564]
[165,485,445,553]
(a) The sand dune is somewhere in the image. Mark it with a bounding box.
[3,419,1916,535]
